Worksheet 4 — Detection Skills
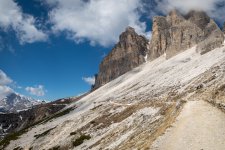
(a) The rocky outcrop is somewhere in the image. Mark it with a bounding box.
[93,10,224,89]
[93,27,148,89]
[223,22,225,34]
[148,10,224,59]
[197,27,224,54]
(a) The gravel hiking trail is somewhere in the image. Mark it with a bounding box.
[151,100,225,150]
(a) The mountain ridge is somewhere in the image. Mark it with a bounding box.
[0,93,44,113]
[93,10,224,89]
[1,9,225,150]
[4,42,225,150]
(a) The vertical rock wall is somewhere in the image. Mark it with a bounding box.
[93,27,149,89]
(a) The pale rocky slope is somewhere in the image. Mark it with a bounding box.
[3,42,225,150]
[151,100,225,150]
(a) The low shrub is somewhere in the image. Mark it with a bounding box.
[72,134,91,147]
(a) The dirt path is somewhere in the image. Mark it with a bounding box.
[151,100,225,150]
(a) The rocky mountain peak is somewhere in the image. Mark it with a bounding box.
[0,92,43,113]
[124,26,135,33]
[167,9,185,26]
[223,22,225,33]
[185,10,210,29]
[93,10,224,90]
[117,26,141,51]
[148,9,224,59]
[93,27,148,89]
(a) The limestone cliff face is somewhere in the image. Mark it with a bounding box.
[223,22,225,34]
[148,10,224,59]
[93,27,148,89]
[93,10,224,89]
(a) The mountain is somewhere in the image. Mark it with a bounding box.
[223,22,225,33]
[149,10,224,59]
[93,27,149,89]
[93,10,224,89]
[0,93,88,141]
[4,41,225,150]
[0,93,44,113]
[1,10,225,150]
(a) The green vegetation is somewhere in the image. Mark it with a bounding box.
[0,128,29,149]
[72,134,91,147]
[90,120,96,124]
[0,107,74,149]
[40,107,75,124]
[48,146,60,150]
[13,146,23,150]
[34,127,56,139]
[70,131,77,136]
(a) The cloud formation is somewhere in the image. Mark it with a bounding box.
[0,70,12,85]
[0,0,47,44]
[0,70,13,99]
[154,0,225,25]
[82,76,95,85]
[45,0,149,47]
[25,85,46,96]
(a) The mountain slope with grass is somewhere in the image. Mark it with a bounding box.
[1,10,225,150]
[3,43,225,150]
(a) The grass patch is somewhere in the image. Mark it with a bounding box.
[40,107,75,124]
[0,107,74,149]
[70,131,77,136]
[48,146,60,150]
[90,120,96,124]
[13,146,23,150]
[0,128,29,149]
[34,127,56,139]
[72,134,91,147]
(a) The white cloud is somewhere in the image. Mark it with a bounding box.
[0,69,13,99]
[0,86,13,100]
[82,76,95,85]
[0,0,48,44]
[45,0,148,47]
[0,70,12,85]
[25,85,46,96]
[155,0,225,24]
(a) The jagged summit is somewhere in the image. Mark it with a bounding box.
[93,10,224,89]
[93,27,148,89]
[223,22,225,33]
[149,9,224,59]
[124,26,135,33]
[184,10,210,29]
[167,9,185,25]
[0,93,43,113]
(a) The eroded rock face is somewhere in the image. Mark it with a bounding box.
[223,22,225,34]
[93,27,148,89]
[148,10,224,59]
[93,10,224,89]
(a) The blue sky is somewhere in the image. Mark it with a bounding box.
[0,0,224,101]
[0,37,106,100]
